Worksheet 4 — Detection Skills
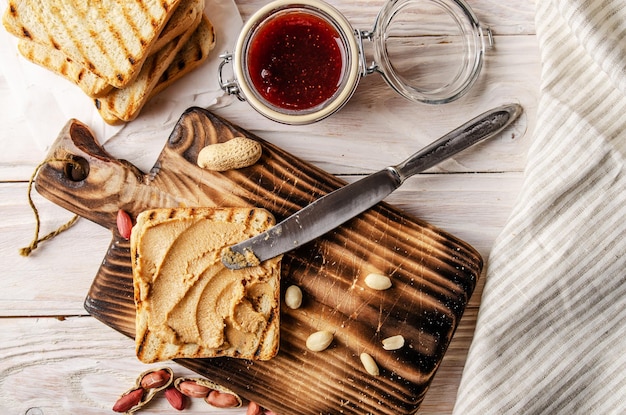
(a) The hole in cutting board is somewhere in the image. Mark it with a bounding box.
[63,156,90,182]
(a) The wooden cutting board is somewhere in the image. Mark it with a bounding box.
[35,107,482,415]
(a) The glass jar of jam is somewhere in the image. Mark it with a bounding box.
[219,0,492,125]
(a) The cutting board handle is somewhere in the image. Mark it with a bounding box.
[34,119,170,231]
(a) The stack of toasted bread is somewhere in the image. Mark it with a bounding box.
[2,0,215,124]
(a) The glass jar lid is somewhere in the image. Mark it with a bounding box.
[370,0,491,104]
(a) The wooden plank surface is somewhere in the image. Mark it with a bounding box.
[0,0,539,413]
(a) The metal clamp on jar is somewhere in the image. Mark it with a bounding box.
[219,0,493,125]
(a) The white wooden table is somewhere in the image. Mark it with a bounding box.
[0,0,539,413]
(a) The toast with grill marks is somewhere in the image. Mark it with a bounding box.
[2,0,183,88]
[13,0,203,97]
[94,12,204,124]
[17,40,113,97]
[148,0,204,53]
[149,14,215,99]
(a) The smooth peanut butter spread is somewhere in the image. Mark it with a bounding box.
[131,207,282,363]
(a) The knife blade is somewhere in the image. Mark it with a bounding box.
[222,103,523,269]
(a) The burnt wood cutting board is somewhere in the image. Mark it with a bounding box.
[35,107,482,415]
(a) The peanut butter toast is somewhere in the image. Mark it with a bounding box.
[131,207,282,364]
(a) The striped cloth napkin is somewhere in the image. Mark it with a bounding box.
[453,0,626,413]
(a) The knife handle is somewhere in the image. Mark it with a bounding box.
[393,103,523,182]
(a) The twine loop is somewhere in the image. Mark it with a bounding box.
[20,158,81,256]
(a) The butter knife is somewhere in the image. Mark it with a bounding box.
[222,103,523,269]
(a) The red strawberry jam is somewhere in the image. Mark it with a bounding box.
[247,11,345,111]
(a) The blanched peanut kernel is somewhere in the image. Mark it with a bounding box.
[360,352,380,376]
[364,273,392,290]
[306,330,334,352]
[382,334,405,350]
[285,285,303,309]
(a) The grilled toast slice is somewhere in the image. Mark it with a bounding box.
[151,0,203,53]
[94,12,203,124]
[131,207,282,364]
[149,14,215,99]
[3,0,183,88]
[13,0,204,98]
[17,40,113,97]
